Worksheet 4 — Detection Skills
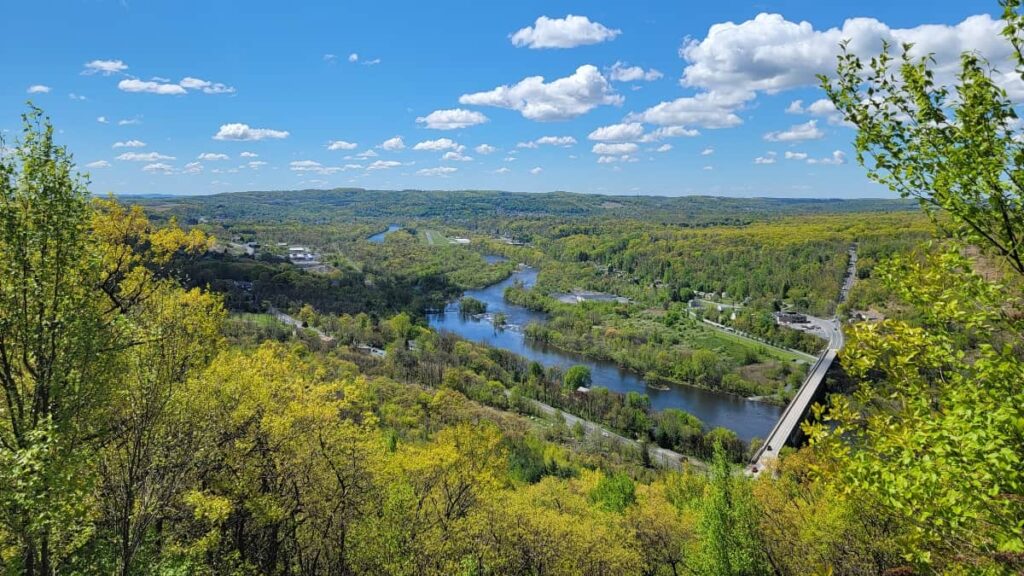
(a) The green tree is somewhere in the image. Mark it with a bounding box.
[812,3,1024,570]
[696,444,769,576]
[562,365,592,390]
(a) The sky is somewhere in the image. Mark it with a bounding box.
[0,0,1009,198]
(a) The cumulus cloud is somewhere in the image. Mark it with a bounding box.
[290,160,345,175]
[352,149,379,159]
[680,13,1020,97]
[442,151,473,161]
[417,166,458,176]
[459,65,622,121]
[112,140,146,148]
[117,79,187,95]
[510,15,620,49]
[85,160,111,169]
[142,162,173,174]
[416,108,489,130]
[379,136,405,150]
[327,140,358,151]
[656,144,672,152]
[475,144,498,155]
[213,123,289,141]
[494,167,511,174]
[117,152,175,161]
[597,155,637,164]
[27,85,50,94]
[118,118,141,125]
[592,142,638,155]
[182,162,203,174]
[786,98,850,126]
[764,120,824,142]
[247,160,267,169]
[637,126,700,142]
[529,167,543,174]
[701,147,715,156]
[807,150,847,165]
[784,151,808,160]
[240,151,259,158]
[628,90,747,128]
[179,76,235,94]
[518,136,577,148]
[754,152,777,164]
[367,160,402,170]
[197,152,229,161]
[83,59,127,75]
[348,53,359,63]
[608,62,662,82]
[97,116,109,124]
[588,122,643,141]
[413,138,464,152]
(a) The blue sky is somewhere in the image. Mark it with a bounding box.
[0,1,1005,198]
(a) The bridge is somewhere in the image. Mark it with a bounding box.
[747,246,856,475]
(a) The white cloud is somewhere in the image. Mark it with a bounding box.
[416,108,489,130]
[198,152,229,161]
[213,123,289,141]
[638,126,700,142]
[182,161,203,174]
[112,140,146,148]
[352,149,379,159]
[588,122,643,142]
[379,136,405,150]
[327,140,358,151]
[510,15,620,49]
[530,167,543,174]
[97,116,108,124]
[518,136,576,148]
[68,93,87,101]
[754,152,777,165]
[597,155,637,164]
[494,167,511,174]
[323,53,337,64]
[764,120,824,142]
[656,144,672,152]
[117,152,175,161]
[806,150,847,165]
[118,79,186,95]
[608,62,662,82]
[701,147,714,156]
[348,53,359,63]
[628,90,748,128]
[179,77,235,94]
[142,162,173,174]
[417,166,458,176]
[680,12,1024,100]
[27,85,50,94]
[784,151,808,160]
[703,165,713,171]
[290,160,344,174]
[85,160,111,169]
[475,144,498,155]
[368,160,402,170]
[413,138,464,152]
[786,98,850,126]
[118,118,141,126]
[240,151,259,158]
[83,59,127,75]
[247,160,267,169]
[592,142,638,155]
[442,151,473,161]
[459,65,622,121]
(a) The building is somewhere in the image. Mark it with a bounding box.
[774,311,808,324]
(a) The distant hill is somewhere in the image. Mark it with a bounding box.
[124,188,916,226]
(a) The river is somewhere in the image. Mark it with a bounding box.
[368,224,401,243]
[427,265,784,442]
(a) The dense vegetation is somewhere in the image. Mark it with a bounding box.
[6,7,1024,572]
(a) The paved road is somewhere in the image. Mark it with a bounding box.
[748,245,855,474]
[268,306,335,342]
[694,314,818,363]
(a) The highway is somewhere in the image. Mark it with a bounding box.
[748,245,855,475]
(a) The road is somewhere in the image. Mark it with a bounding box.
[694,315,818,363]
[748,245,855,474]
[267,306,335,342]
[513,392,703,471]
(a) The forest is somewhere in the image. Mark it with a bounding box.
[3,6,1024,573]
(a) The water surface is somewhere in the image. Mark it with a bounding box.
[427,266,783,442]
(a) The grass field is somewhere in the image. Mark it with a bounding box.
[421,229,451,246]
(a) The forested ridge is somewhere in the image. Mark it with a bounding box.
[3,4,1024,573]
